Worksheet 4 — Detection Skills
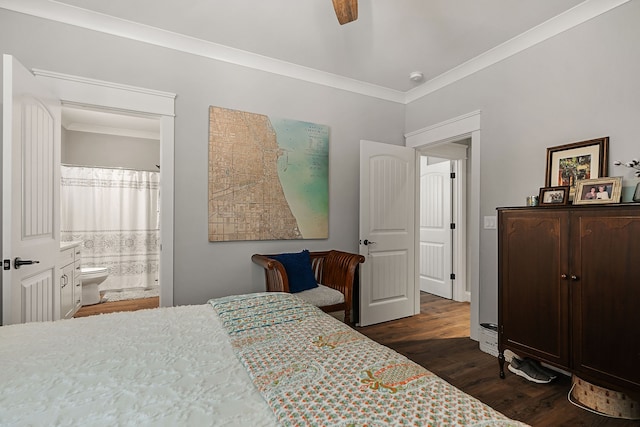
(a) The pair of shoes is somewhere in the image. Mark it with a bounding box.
[508,357,554,384]
[524,358,558,380]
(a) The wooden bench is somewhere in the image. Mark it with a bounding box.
[251,250,365,323]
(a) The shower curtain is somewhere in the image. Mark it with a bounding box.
[61,166,160,292]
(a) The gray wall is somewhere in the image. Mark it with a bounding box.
[62,129,160,171]
[405,1,640,325]
[0,9,405,305]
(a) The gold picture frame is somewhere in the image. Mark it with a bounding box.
[573,177,622,205]
[545,137,609,200]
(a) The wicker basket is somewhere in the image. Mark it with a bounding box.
[570,375,639,420]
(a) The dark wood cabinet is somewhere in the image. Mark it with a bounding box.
[497,204,640,397]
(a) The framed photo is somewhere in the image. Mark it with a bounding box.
[573,177,622,205]
[545,137,609,200]
[539,186,570,206]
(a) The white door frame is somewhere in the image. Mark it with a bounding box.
[405,111,481,341]
[32,69,176,307]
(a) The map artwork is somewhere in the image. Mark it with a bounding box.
[208,106,329,241]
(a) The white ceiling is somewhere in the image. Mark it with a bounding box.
[52,0,584,92]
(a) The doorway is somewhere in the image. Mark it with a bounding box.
[61,105,161,304]
[33,68,175,308]
[418,144,470,303]
[406,110,481,340]
[419,156,453,299]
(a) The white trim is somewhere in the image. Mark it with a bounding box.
[35,69,176,307]
[468,130,481,341]
[414,154,421,316]
[159,116,174,308]
[0,0,629,104]
[405,110,481,147]
[406,111,481,341]
[405,0,630,103]
[33,69,175,115]
[452,158,468,303]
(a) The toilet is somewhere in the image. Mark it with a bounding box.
[81,267,109,306]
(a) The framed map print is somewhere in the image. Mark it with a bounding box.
[208,106,329,241]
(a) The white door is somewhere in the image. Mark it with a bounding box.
[419,159,452,299]
[359,140,416,326]
[2,55,60,325]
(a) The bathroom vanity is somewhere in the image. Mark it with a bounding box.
[59,242,82,319]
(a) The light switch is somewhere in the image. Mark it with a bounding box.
[484,215,497,230]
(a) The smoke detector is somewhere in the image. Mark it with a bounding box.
[409,71,424,82]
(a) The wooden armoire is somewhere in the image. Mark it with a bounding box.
[497,204,640,398]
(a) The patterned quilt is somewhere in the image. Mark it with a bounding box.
[209,293,528,427]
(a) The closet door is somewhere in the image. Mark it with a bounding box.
[498,208,570,368]
[570,207,640,394]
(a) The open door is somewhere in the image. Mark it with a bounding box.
[2,55,61,325]
[359,140,416,326]
[419,159,453,299]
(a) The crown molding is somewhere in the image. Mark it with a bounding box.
[1,0,630,105]
[404,0,631,103]
[1,0,405,103]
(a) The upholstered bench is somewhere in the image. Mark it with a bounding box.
[251,250,365,323]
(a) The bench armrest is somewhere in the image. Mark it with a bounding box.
[251,254,289,293]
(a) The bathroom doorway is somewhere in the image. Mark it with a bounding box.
[61,105,161,306]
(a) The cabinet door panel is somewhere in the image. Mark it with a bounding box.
[60,263,74,319]
[499,210,570,367]
[571,211,640,392]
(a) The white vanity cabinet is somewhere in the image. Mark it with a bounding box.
[59,242,82,319]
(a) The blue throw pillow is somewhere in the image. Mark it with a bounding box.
[272,250,318,293]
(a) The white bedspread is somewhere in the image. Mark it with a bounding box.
[0,305,277,427]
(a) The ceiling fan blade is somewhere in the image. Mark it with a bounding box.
[332,0,358,25]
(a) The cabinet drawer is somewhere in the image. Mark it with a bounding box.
[59,247,75,267]
[74,277,82,306]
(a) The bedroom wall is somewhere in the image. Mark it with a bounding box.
[62,129,160,172]
[0,9,405,305]
[405,1,640,326]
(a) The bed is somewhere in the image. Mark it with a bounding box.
[0,292,528,426]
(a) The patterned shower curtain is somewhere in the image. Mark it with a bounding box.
[61,166,160,292]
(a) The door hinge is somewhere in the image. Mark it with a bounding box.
[450,172,456,179]
[450,273,456,280]
[3,259,10,270]
[450,223,455,229]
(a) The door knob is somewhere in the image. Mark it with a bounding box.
[14,257,40,269]
[363,239,377,246]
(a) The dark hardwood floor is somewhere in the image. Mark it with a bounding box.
[358,293,639,427]
[72,292,638,426]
